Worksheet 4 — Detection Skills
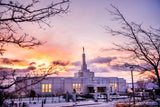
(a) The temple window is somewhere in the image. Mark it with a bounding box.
[49,84,52,92]
[73,84,75,89]
[110,83,117,91]
[79,84,81,91]
[42,84,45,92]
[115,83,117,90]
[73,83,81,91]
[46,84,48,92]
[42,84,52,92]
[76,84,78,90]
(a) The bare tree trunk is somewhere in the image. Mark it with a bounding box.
[106,5,160,88]
[0,91,5,107]
[155,66,160,88]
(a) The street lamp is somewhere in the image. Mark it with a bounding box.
[152,88,155,100]
[130,66,135,104]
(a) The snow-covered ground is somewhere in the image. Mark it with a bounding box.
[29,100,117,107]
[4,96,159,107]
[5,97,117,107]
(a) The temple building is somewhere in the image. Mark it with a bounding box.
[16,48,126,96]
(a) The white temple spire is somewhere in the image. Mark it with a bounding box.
[81,47,87,71]
[83,46,85,53]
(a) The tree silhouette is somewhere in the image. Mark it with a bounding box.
[106,5,160,87]
[0,63,64,106]
[0,0,69,105]
[136,80,147,90]
[0,0,69,55]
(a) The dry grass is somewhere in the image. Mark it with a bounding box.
[116,102,150,107]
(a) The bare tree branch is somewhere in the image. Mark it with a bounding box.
[0,0,70,105]
[106,5,160,87]
[0,0,70,55]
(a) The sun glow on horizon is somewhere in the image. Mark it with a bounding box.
[2,65,29,69]
[1,0,159,83]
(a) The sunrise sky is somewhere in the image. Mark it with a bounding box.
[1,0,160,83]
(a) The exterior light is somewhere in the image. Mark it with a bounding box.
[130,66,135,105]
[130,66,133,71]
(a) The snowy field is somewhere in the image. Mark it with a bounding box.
[5,96,117,107]
[29,100,117,107]
[4,96,160,107]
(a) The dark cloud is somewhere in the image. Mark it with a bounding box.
[66,64,109,73]
[0,65,36,74]
[0,67,6,70]
[110,64,128,71]
[0,67,13,72]
[71,56,116,67]
[66,68,79,72]
[110,63,140,71]
[29,62,36,66]
[89,56,117,64]
[52,60,70,66]
[89,65,109,72]
[0,58,27,66]
[67,66,109,73]
[138,63,154,71]
[96,67,109,72]
[38,63,46,67]
[100,48,113,52]
[1,58,13,64]
[69,56,116,72]
[0,67,26,75]
[27,66,36,70]
[71,61,81,66]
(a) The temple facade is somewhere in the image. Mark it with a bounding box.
[16,48,126,96]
